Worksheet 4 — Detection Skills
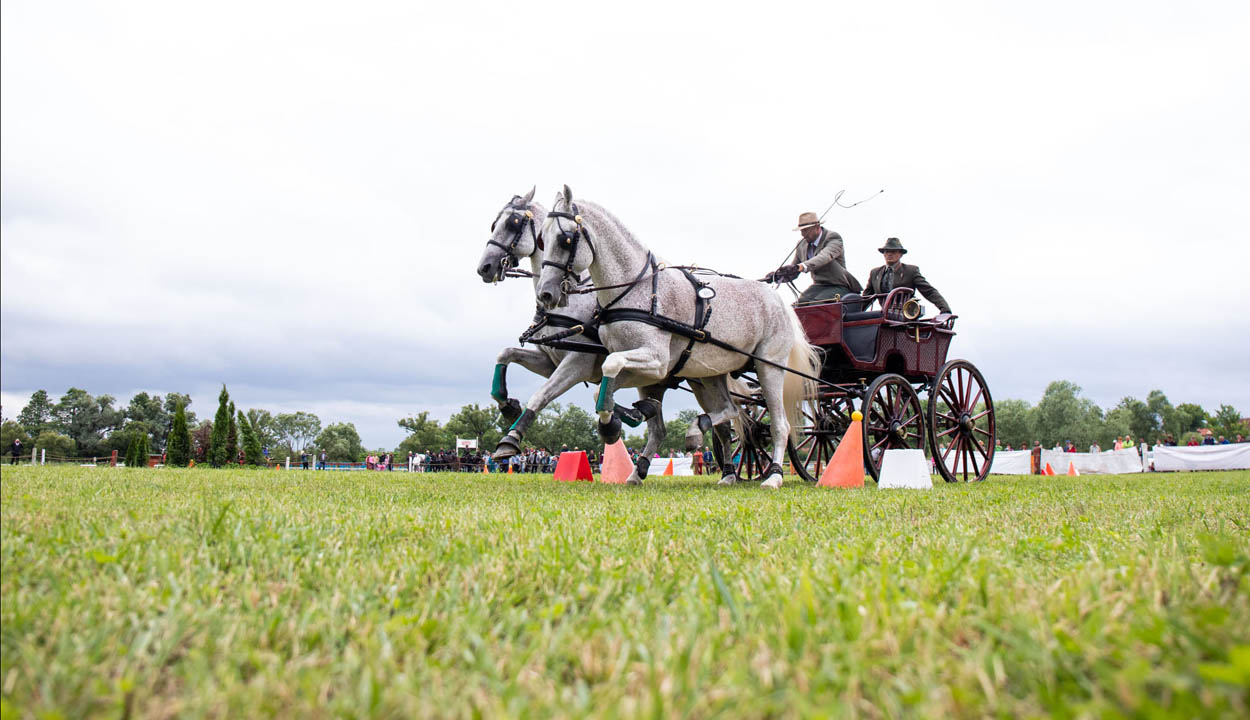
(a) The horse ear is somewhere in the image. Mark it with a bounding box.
[562,184,573,204]
[522,186,536,204]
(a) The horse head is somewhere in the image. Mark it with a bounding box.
[476,186,543,283]
[536,185,595,308]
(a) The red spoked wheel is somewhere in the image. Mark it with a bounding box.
[862,374,926,481]
[730,400,775,482]
[788,394,855,482]
[927,359,996,483]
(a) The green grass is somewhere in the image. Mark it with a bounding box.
[2,466,1248,719]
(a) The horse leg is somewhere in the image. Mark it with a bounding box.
[624,385,666,485]
[494,352,593,460]
[596,347,667,425]
[755,363,792,489]
[689,376,741,485]
[492,348,557,426]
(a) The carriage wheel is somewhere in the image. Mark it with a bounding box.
[729,400,775,482]
[927,359,996,482]
[862,374,926,481]
[787,394,855,482]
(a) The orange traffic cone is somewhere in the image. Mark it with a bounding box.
[1067,461,1079,476]
[818,411,866,488]
[662,458,674,476]
[507,462,513,474]
[599,439,632,484]
[1043,462,1056,476]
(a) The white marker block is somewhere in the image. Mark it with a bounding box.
[877,449,933,489]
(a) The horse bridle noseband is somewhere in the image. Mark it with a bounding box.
[485,197,538,282]
[541,202,597,298]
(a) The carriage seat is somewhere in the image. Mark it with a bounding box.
[842,310,883,322]
[842,311,883,361]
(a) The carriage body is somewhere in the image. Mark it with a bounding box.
[731,287,996,484]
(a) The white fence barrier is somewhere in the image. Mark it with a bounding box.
[647,457,694,476]
[989,448,1145,475]
[1151,444,1250,472]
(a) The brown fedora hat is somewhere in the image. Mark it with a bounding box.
[878,237,908,254]
[793,211,820,231]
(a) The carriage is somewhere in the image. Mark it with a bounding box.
[727,287,997,483]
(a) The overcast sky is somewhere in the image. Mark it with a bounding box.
[3,0,1248,449]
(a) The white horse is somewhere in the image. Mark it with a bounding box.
[475,188,673,471]
[536,186,821,488]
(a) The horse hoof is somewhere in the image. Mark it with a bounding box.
[597,416,622,445]
[492,437,520,460]
[760,474,783,490]
[717,474,738,486]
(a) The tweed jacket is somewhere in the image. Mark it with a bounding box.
[790,227,862,292]
[865,262,952,314]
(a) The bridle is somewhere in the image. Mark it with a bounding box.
[540,200,597,301]
[484,197,538,282]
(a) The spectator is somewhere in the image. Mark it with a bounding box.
[1237,434,1245,443]
[1219,436,1229,444]
[1089,442,1100,453]
[693,446,705,475]
[1203,435,1216,446]
[9,437,22,465]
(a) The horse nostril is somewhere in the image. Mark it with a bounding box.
[538,291,553,306]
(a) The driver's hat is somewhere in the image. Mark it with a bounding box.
[793,212,820,231]
[878,237,908,254]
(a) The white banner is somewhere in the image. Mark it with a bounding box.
[455,438,478,450]
[1041,448,1144,475]
[988,449,1032,474]
[1151,444,1250,472]
[647,457,694,476]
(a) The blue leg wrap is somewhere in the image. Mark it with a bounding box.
[595,377,615,413]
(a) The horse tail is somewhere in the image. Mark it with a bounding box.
[726,375,755,440]
[782,306,821,442]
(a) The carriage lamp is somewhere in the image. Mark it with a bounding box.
[902,299,924,321]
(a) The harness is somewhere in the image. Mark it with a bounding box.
[485,197,538,283]
[518,307,608,355]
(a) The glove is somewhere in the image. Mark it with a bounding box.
[763,271,776,283]
[775,264,801,283]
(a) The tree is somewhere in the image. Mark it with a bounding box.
[16,390,55,437]
[246,409,278,450]
[659,409,699,455]
[1212,404,1247,439]
[274,412,322,456]
[317,423,364,462]
[225,401,239,465]
[164,393,197,427]
[445,404,503,450]
[125,433,146,468]
[208,386,232,467]
[1113,396,1157,441]
[52,388,123,457]
[1033,381,1103,448]
[108,421,153,455]
[397,411,449,452]
[166,403,192,467]
[1171,403,1209,437]
[33,430,76,459]
[994,398,1035,448]
[540,403,598,452]
[239,411,264,465]
[125,392,170,450]
[192,421,213,463]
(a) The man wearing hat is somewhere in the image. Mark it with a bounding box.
[773,212,863,303]
[864,237,952,314]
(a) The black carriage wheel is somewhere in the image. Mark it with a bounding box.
[927,359,996,483]
[787,394,855,482]
[729,400,776,482]
[862,374,926,481]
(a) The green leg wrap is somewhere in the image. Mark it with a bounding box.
[595,377,615,413]
[491,364,508,403]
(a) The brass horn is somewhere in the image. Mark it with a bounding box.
[901,298,923,321]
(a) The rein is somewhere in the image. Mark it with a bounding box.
[485,198,538,283]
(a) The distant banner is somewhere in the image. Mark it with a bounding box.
[455,438,478,450]
[1152,444,1250,472]
[647,457,694,476]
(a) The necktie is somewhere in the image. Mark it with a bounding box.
[881,266,893,292]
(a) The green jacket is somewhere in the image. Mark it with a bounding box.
[865,262,952,314]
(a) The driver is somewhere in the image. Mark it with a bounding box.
[864,237,952,314]
[774,211,863,303]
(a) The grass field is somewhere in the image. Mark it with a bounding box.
[2,466,1248,719]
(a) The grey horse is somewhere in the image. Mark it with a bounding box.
[535,186,821,488]
[475,188,669,461]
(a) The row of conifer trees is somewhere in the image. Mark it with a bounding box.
[154,385,262,468]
